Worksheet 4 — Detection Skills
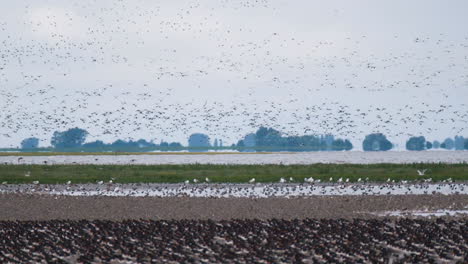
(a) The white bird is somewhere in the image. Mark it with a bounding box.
[66,180,71,185]
[316,179,321,183]
[1,181,7,184]
[345,178,349,183]
[205,177,210,182]
[97,181,103,185]
[329,177,333,182]
[109,180,113,184]
[184,180,190,184]
[279,177,286,183]
[305,177,314,183]
[193,179,198,183]
[32,181,39,185]
[289,177,294,182]
[417,169,427,176]
[249,178,255,183]
[357,178,362,182]
[337,178,343,183]
[387,178,391,182]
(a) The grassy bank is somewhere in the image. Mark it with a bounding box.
[0,164,466,184]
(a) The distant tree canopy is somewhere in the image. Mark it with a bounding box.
[169,142,183,148]
[426,141,433,150]
[160,141,182,148]
[255,127,282,147]
[51,128,88,149]
[188,133,211,147]
[440,138,454,150]
[21,137,39,149]
[48,127,181,151]
[236,127,352,151]
[137,139,156,148]
[406,136,426,151]
[332,139,353,151]
[82,140,106,149]
[440,136,467,150]
[454,136,465,150]
[111,139,139,148]
[82,138,180,150]
[243,133,256,147]
[362,133,392,151]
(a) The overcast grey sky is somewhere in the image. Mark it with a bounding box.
[0,0,467,149]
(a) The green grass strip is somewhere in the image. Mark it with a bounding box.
[0,163,466,184]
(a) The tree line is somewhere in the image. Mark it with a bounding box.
[20,128,182,152]
[17,127,468,152]
[405,135,467,151]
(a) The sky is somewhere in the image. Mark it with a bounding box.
[0,0,467,149]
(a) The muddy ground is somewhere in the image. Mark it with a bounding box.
[1,193,466,220]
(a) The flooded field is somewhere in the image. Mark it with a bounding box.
[1,151,467,165]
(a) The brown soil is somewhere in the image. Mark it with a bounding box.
[1,193,466,220]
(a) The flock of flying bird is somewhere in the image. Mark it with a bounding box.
[1,218,466,263]
[0,1,467,147]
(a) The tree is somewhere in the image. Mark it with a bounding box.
[21,137,39,149]
[362,133,392,151]
[465,139,468,150]
[441,138,454,150]
[51,128,88,149]
[331,139,353,151]
[136,139,156,148]
[111,140,139,148]
[213,139,219,148]
[344,139,353,151]
[243,133,256,147]
[255,127,282,147]
[432,140,440,149]
[236,140,245,147]
[426,141,433,150]
[406,136,426,151]
[82,140,106,149]
[322,134,335,150]
[331,139,345,151]
[188,133,211,148]
[454,136,465,150]
[169,142,182,148]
